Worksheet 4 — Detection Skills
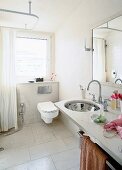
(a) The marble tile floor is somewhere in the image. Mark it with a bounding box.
[0,119,80,170]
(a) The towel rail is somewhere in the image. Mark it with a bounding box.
[106,160,116,170]
[0,147,4,151]
[78,130,97,143]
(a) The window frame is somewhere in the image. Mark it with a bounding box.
[15,31,54,83]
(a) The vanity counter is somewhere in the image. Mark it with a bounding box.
[55,98,122,166]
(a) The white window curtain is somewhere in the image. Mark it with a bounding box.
[93,38,106,82]
[0,28,17,132]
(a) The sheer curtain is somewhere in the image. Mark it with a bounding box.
[93,38,106,82]
[0,28,17,132]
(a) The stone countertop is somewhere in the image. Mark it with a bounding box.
[55,98,122,166]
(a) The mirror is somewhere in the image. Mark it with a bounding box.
[92,15,122,85]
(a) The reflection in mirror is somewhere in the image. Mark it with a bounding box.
[92,15,122,85]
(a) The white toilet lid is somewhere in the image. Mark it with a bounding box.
[38,101,58,112]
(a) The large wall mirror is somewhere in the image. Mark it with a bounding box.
[92,15,122,86]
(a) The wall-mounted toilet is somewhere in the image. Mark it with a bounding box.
[37,101,59,124]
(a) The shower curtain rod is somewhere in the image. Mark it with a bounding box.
[97,21,122,32]
[0,1,39,30]
[97,27,122,32]
[0,1,39,19]
[0,8,39,20]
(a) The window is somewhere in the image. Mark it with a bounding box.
[15,36,50,82]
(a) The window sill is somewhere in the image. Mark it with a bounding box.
[16,81,58,85]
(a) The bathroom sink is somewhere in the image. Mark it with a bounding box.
[64,100,100,112]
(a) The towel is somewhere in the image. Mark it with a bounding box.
[104,114,122,138]
[80,136,107,170]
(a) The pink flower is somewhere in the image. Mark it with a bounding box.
[111,93,122,100]
[118,93,122,100]
[111,94,117,99]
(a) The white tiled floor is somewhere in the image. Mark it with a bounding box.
[0,119,80,170]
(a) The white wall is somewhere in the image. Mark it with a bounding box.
[55,0,122,100]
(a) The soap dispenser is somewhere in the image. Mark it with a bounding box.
[79,85,86,99]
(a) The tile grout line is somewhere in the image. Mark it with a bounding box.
[1,120,79,170]
[50,155,58,170]
[5,155,56,170]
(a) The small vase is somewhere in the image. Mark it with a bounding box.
[116,99,120,108]
[111,99,116,110]
[120,100,122,112]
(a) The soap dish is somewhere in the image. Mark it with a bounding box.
[91,114,107,124]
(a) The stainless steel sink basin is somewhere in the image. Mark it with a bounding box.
[64,100,100,112]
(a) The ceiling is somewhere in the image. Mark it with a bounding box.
[0,0,81,32]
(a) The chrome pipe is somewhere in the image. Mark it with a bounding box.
[0,8,39,19]
[29,1,32,14]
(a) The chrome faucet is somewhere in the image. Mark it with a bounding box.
[115,78,122,84]
[87,80,102,104]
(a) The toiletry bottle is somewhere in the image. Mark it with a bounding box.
[111,95,116,110]
[82,88,86,99]
[114,90,119,108]
[111,98,116,110]
[79,85,86,99]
